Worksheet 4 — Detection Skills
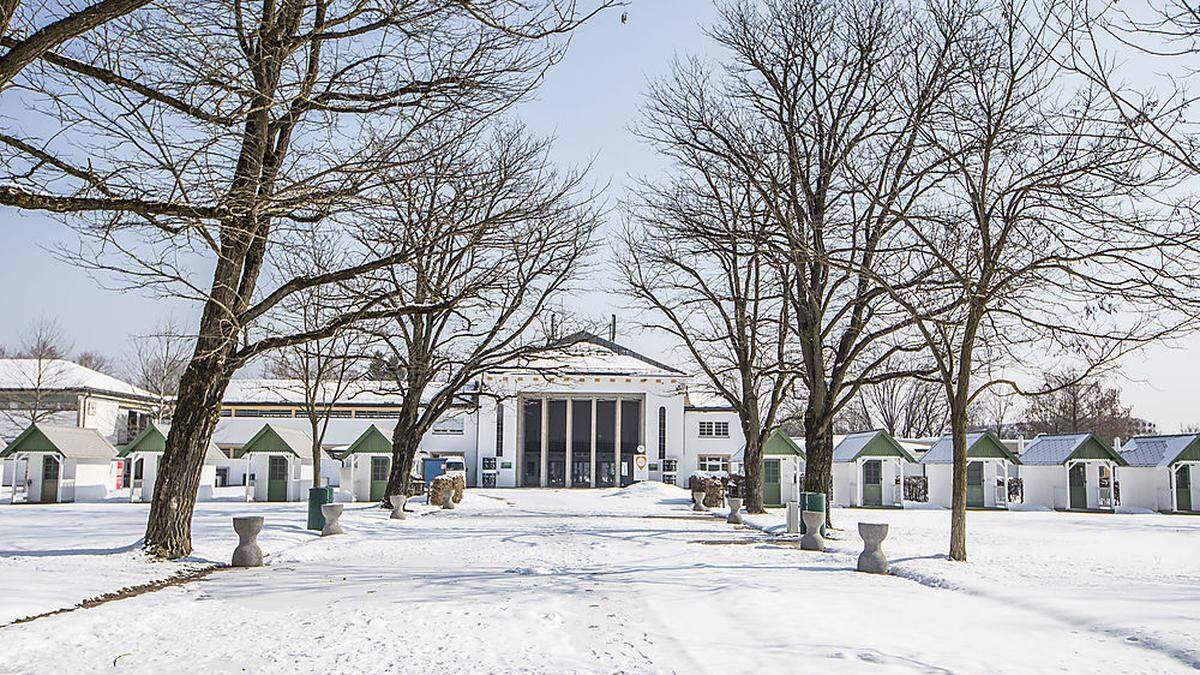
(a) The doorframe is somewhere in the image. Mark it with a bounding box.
[1067,461,1088,510]
[40,454,61,504]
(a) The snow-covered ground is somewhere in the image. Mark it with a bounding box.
[0,485,1196,673]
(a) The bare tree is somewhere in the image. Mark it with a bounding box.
[628,0,960,517]
[74,350,114,375]
[1018,371,1139,442]
[873,0,1200,561]
[0,316,75,435]
[359,123,600,505]
[0,0,614,558]
[123,319,192,421]
[619,130,795,513]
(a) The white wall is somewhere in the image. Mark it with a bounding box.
[245,454,310,502]
[833,462,857,507]
[1119,467,1170,511]
[1022,465,1064,509]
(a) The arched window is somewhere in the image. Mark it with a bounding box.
[658,406,667,459]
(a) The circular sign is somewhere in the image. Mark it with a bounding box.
[635,455,648,470]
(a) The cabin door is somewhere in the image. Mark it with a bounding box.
[862,460,882,506]
[1069,463,1087,510]
[267,456,289,502]
[763,459,782,506]
[1176,466,1192,512]
[370,456,390,501]
[40,455,60,504]
[966,462,985,508]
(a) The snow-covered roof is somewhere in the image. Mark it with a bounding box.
[495,332,685,378]
[236,423,334,464]
[920,431,1019,465]
[221,378,476,407]
[683,389,735,410]
[1119,434,1200,468]
[214,417,397,448]
[1,424,117,460]
[1021,433,1122,466]
[0,359,155,400]
[832,430,915,463]
[119,422,224,463]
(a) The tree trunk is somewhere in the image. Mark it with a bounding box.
[948,404,969,561]
[382,420,422,508]
[801,399,835,527]
[143,358,231,558]
[742,424,764,513]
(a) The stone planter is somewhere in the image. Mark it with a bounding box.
[786,501,799,534]
[800,511,825,551]
[389,494,407,520]
[231,516,264,567]
[691,490,707,512]
[857,522,889,574]
[441,489,455,510]
[320,504,344,536]
[726,497,743,524]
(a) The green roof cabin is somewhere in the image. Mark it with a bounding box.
[1,424,117,503]
[833,430,916,508]
[117,422,224,502]
[920,431,1021,510]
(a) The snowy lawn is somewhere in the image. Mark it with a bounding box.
[0,485,1196,673]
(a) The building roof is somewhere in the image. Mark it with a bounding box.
[118,422,224,463]
[1020,432,1125,466]
[0,359,155,400]
[1,423,117,460]
[683,389,736,411]
[1119,434,1200,468]
[920,431,1020,465]
[236,423,330,464]
[833,430,917,463]
[214,417,398,449]
[731,429,805,462]
[494,332,685,378]
[344,424,394,456]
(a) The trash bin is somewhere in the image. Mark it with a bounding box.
[798,491,827,536]
[307,486,333,531]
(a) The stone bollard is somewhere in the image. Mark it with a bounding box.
[691,490,707,512]
[231,516,264,567]
[800,511,825,551]
[320,504,344,536]
[857,523,889,574]
[441,489,455,510]
[726,497,743,524]
[389,494,407,520]
[786,501,800,534]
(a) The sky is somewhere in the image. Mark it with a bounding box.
[1,1,1198,432]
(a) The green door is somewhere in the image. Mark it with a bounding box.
[763,459,782,506]
[862,460,882,506]
[966,462,985,507]
[267,456,288,502]
[370,456,390,501]
[1176,466,1192,512]
[40,455,60,504]
[1069,463,1087,510]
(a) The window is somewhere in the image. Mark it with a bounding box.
[697,454,730,474]
[657,406,667,459]
[495,403,504,456]
[432,415,465,435]
[698,420,729,438]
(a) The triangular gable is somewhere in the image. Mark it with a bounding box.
[344,425,393,455]
[834,430,916,463]
[762,429,806,457]
[1067,434,1127,466]
[922,430,1020,465]
[237,424,307,459]
[119,423,167,457]
[1,424,58,457]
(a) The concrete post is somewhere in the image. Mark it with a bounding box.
[800,511,825,551]
[857,522,889,574]
[389,494,407,520]
[726,497,743,524]
[786,501,799,534]
[231,516,264,567]
[320,504,344,536]
[691,490,707,512]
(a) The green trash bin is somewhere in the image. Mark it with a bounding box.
[798,491,827,536]
[307,486,333,531]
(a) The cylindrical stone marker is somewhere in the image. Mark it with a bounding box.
[726,497,743,524]
[691,490,707,512]
[231,516,264,567]
[857,523,889,574]
[389,494,407,520]
[800,511,825,551]
[320,503,344,536]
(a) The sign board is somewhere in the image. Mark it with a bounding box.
[633,453,649,482]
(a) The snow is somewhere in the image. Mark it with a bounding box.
[1,485,1198,672]
[0,358,155,399]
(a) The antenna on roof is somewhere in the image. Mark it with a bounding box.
[609,314,616,342]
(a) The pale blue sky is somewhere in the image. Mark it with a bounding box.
[1,1,1197,432]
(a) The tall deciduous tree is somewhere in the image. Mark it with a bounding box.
[123,318,192,421]
[0,0,614,558]
[359,123,600,505]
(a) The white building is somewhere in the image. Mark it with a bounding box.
[832,430,915,508]
[1118,434,1200,513]
[1019,433,1125,511]
[117,422,222,502]
[920,431,1020,509]
[1,424,117,503]
[233,423,337,502]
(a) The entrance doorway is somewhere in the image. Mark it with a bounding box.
[40,455,59,504]
[1068,463,1087,510]
[967,461,985,507]
[764,458,782,506]
[1177,465,1192,512]
[267,456,288,501]
[370,456,390,501]
[862,460,882,506]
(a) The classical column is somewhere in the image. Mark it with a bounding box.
[565,399,573,488]
[540,397,548,488]
[614,399,622,486]
[590,399,597,488]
